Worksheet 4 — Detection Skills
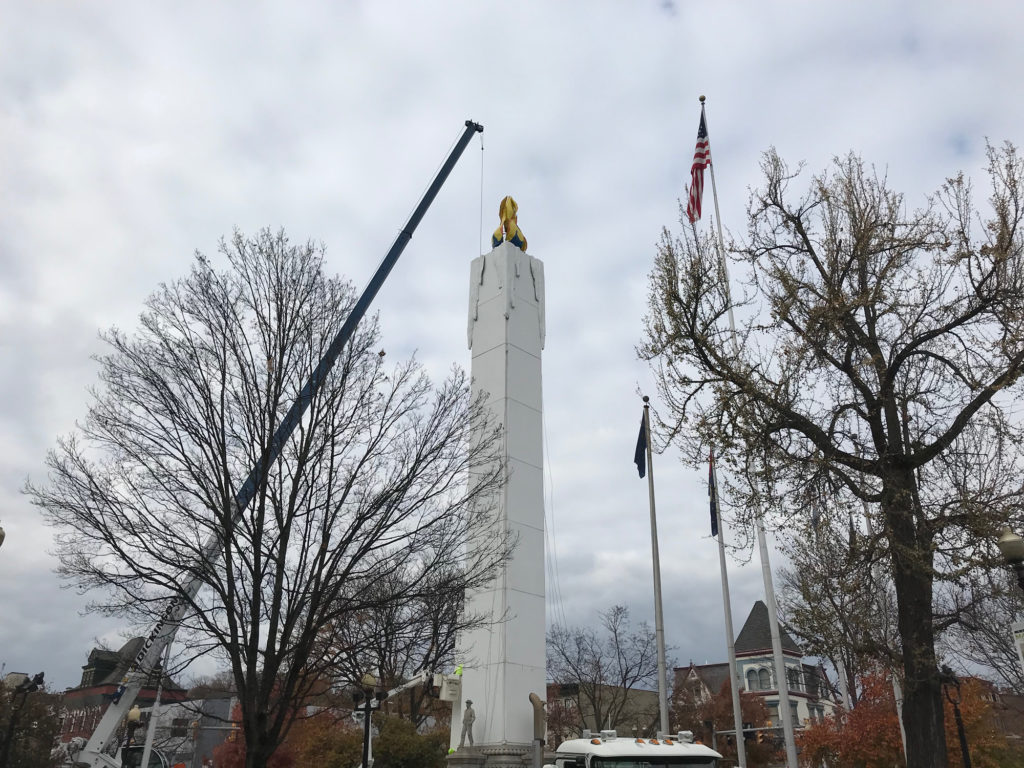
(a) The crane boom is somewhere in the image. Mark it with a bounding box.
[76,120,485,768]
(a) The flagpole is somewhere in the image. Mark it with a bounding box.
[701,95,738,344]
[702,95,798,768]
[643,396,671,736]
[711,451,748,768]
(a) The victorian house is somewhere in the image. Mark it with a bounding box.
[675,601,838,728]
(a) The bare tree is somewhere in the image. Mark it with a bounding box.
[943,571,1024,694]
[326,564,467,726]
[640,144,1024,768]
[777,509,900,707]
[546,606,662,735]
[29,230,510,768]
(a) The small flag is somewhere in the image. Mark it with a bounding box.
[709,449,719,536]
[686,110,711,223]
[634,416,647,478]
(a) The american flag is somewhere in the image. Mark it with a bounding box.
[708,448,719,537]
[686,110,711,223]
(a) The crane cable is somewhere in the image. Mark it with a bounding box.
[478,132,485,256]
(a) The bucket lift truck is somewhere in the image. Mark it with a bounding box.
[351,670,455,768]
[71,120,484,768]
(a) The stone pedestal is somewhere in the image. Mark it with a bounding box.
[451,242,546,757]
[446,743,555,768]
[447,744,535,768]
[446,746,486,768]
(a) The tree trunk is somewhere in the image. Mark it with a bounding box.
[885,468,947,768]
[244,734,273,768]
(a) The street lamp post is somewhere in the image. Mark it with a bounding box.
[997,527,1024,592]
[125,705,143,750]
[352,674,385,768]
[0,672,44,768]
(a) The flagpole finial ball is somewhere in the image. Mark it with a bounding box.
[699,95,705,103]
[642,395,650,404]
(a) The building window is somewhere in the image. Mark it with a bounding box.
[758,668,771,690]
[805,674,818,698]
[171,718,190,737]
[787,667,801,692]
[767,703,779,726]
[747,669,759,691]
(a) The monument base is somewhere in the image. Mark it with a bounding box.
[446,742,537,768]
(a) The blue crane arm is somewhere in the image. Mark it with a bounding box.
[78,120,484,768]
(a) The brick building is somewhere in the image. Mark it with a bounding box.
[58,637,187,747]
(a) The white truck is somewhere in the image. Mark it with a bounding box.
[547,729,722,768]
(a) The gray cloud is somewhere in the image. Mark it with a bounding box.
[2,0,1023,691]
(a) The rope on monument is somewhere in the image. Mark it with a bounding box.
[482,567,500,738]
[543,411,569,631]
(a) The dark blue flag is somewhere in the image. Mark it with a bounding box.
[634,417,647,478]
[709,449,719,537]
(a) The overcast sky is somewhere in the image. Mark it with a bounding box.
[3,1,1024,692]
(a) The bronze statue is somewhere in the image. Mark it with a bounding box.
[459,699,476,748]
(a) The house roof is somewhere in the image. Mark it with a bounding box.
[674,662,732,699]
[73,637,183,692]
[693,663,731,696]
[734,601,801,656]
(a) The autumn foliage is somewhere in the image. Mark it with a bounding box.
[798,673,904,768]
[280,710,363,768]
[212,704,296,768]
[673,680,778,768]
[941,677,1023,768]
[798,672,1023,768]
[212,705,450,768]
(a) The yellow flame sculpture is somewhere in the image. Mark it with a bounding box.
[491,195,527,252]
